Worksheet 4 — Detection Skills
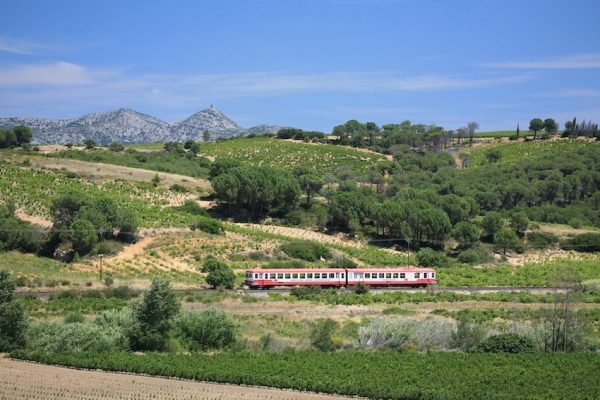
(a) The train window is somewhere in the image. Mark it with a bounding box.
[341,273,344,278]
[379,273,384,279]
[432,273,435,278]
[365,273,370,279]
[284,273,291,279]
[277,273,283,279]
[385,273,391,279]
[314,273,320,279]
[392,273,398,278]
[400,273,405,278]
[270,273,276,279]
[246,273,252,278]
[292,273,298,279]
[254,274,259,279]
[423,273,428,278]
[307,273,313,279]
[414,273,420,278]
[300,273,306,279]
[329,273,335,278]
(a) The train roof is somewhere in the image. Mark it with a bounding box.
[246,267,435,273]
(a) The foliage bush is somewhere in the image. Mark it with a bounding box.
[128,278,180,351]
[190,217,224,235]
[25,321,129,353]
[279,241,331,262]
[309,318,339,352]
[416,247,446,268]
[476,333,536,353]
[0,270,27,351]
[560,233,600,252]
[526,231,559,249]
[174,309,236,351]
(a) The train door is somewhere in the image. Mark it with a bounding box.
[354,272,364,285]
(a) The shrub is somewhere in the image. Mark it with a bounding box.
[416,247,446,268]
[457,249,480,264]
[568,218,583,228]
[358,317,453,351]
[328,255,357,269]
[476,333,535,353]
[205,264,236,289]
[279,241,331,262]
[354,282,370,294]
[64,311,85,324]
[526,231,559,249]
[0,270,27,351]
[169,184,188,193]
[560,233,600,252]
[177,200,208,216]
[103,275,114,287]
[290,285,322,299]
[451,319,486,351]
[25,321,129,353]
[190,218,224,235]
[310,318,339,352]
[128,278,180,351]
[175,310,236,351]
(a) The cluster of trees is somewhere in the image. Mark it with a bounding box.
[276,128,325,141]
[48,190,138,259]
[528,118,558,139]
[0,125,32,148]
[210,159,300,219]
[563,117,599,138]
[2,274,236,354]
[0,202,44,254]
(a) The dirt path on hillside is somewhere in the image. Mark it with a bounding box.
[1,154,212,193]
[0,357,362,400]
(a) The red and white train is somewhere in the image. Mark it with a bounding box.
[244,267,436,289]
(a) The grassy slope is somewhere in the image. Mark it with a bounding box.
[466,139,600,167]
[46,148,210,178]
[0,163,196,228]
[201,137,386,174]
[14,351,600,400]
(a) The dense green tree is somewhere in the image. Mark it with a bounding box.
[510,211,529,235]
[310,318,339,352]
[69,218,98,255]
[205,263,236,289]
[494,228,521,255]
[0,270,27,351]
[129,277,180,351]
[416,247,446,267]
[452,221,480,248]
[543,118,558,134]
[298,173,324,207]
[481,212,504,238]
[529,118,544,139]
[202,130,211,142]
[484,148,502,163]
[82,138,96,149]
[13,125,32,146]
[175,310,236,351]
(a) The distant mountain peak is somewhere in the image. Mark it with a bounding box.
[0,105,284,144]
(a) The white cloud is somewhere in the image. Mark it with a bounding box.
[556,88,600,98]
[0,62,95,86]
[482,53,600,69]
[0,36,58,55]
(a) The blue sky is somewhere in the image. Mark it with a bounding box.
[1,0,599,132]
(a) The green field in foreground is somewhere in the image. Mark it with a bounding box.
[13,351,600,400]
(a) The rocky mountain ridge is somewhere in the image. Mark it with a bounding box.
[0,106,283,144]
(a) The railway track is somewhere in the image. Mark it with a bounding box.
[16,285,568,300]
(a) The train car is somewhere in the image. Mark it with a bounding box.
[244,268,346,289]
[346,267,436,288]
[244,267,436,289]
